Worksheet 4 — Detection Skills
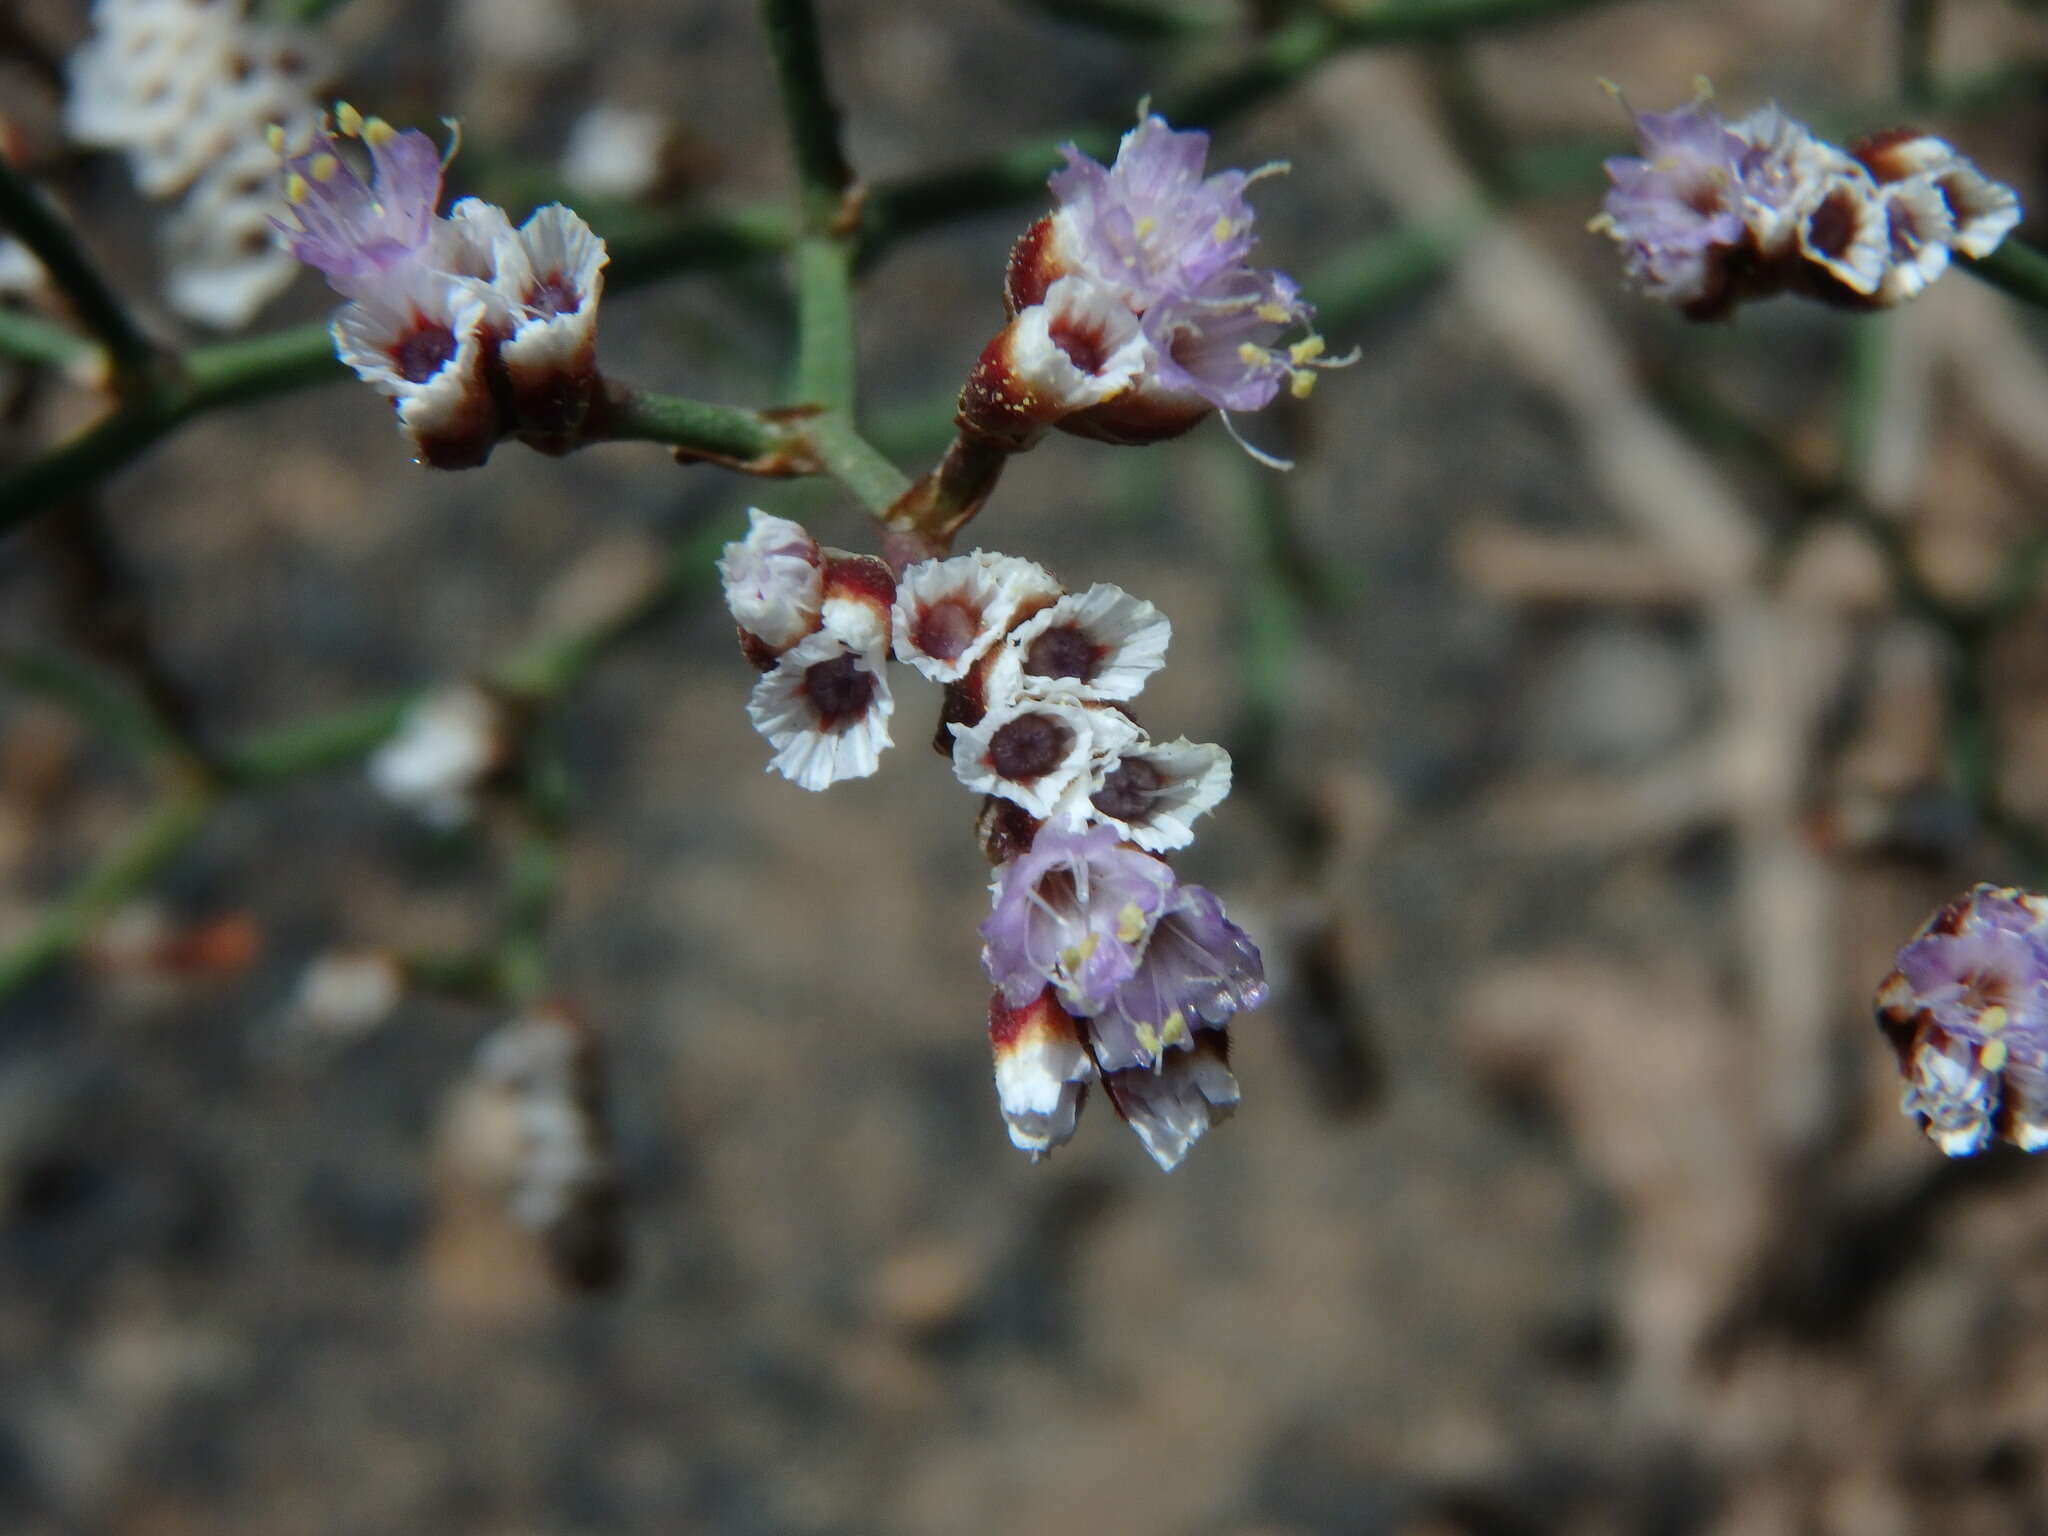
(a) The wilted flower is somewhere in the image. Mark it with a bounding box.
[1104,1033,1240,1172]
[1875,884,2048,1155]
[988,987,1096,1158]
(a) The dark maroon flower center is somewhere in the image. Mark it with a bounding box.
[1023,622,1102,682]
[1091,757,1166,821]
[1807,188,1861,258]
[988,712,1074,781]
[912,597,981,663]
[526,272,580,318]
[1049,314,1109,375]
[803,653,875,729]
[390,320,456,383]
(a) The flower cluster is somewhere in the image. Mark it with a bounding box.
[958,108,1348,463]
[66,0,332,327]
[1874,884,2048,1156]
[721,509,1261,1169]
[278,106,610,466]
[1594,87,2021,318]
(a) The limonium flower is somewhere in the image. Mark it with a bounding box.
[275,106,446,297]
[962,106,1351,460]
[1874,884,2048,1155]
[1594,83,2022,317]
[278,105,612,465]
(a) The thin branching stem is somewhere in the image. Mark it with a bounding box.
[0,154,161,382]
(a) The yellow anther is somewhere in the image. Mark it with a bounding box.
[1117,902,1147,945]
[1983,1038,2010,1073]
[1135,1021,1162,1058]
[265,123,286,153]
[284,172,310,204]
[1237,341,1267,366]
[363,117,396,147]
[1255,303,1291,324]
[1289,369,1317,400]
[1212,215,1233,243]
[309,154,340,182]
[1980,1005,2010,1034]
[335,101,364,137]
[1692,74,1715,102]
[1289,335,1325,365]
[1134,215,1158,239]
[1586,212,1616,235]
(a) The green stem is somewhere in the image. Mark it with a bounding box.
[807,412,910,512]
[1011,0,1236,35]
[1899,0,1938,108]
[0,789,213,996]
[1964,240,2048,309]
[794,235,856,414]
[0,305,97,369]
[0,153,159,380]
[0,648,184,760]
[222,696,413,784]
[758,0,855,212]
[592,384,797,465]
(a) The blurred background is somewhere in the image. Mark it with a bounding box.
[6,0,2048,1530]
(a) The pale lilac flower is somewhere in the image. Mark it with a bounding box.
[720,509,824,656]
[1594,95,1751,306]
[746,628,895,791]
[951,695,1138,819]
[891,551,1060,684]
[276,107,447,298]
[1048,112,1267,309]
[980,819,1176,1015]
[1876,884,2048,1155]
[1105,1033,1240,1172]
[989,581,1171,704]
[1077,735,1232,852]
[988,988,1096,1158]
[1089,882,1266,1072]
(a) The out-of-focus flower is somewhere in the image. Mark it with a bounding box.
[368,682,510,827]
[560,105,674,200]
[1875,884,2048,1155]
[1594,85,2022,317]
[65,0,330,327]
[285,950,404,1041]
